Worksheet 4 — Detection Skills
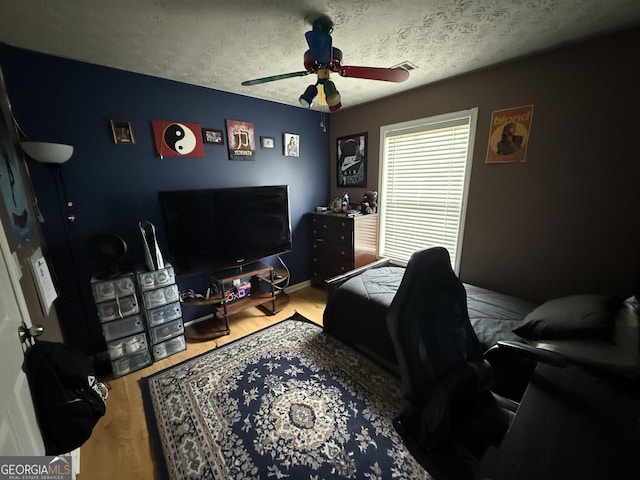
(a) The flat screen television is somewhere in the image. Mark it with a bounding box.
[158,185,292,273]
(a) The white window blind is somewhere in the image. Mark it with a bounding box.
[379,108,477,272]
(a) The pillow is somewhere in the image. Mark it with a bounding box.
[513,294,619,341]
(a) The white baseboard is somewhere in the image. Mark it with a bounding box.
[283,280,311,294]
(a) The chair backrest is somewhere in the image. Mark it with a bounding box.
[387,247,489,447]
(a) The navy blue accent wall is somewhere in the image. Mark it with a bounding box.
[0,44,330,354]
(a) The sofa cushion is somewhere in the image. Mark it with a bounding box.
[513,294,619,341]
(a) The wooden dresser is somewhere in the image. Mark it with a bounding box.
[308,212,379,287]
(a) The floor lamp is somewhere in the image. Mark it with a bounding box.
[21,141,75,224]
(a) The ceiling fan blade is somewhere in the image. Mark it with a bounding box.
[337,65,410,82]
[242,71,310,86]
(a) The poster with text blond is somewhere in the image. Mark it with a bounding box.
[486,105,533,163]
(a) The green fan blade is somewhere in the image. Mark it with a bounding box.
[242,71,310,86]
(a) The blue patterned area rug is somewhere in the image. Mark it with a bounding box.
[140,313,431,479]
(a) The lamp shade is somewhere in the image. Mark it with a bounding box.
[323,81,341,107]
[299,84,318,108]
[21,141,73,164]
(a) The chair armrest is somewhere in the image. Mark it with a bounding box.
[490,340,569,368]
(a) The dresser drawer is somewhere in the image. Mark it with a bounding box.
[311,258,354,278]
[311,240,354,263]
[310,216,353,245]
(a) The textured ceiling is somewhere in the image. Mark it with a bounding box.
[1,0,640,111]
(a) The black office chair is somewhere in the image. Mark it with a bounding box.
[387,247,565,479]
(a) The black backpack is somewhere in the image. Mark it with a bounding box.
[23,340,108,455]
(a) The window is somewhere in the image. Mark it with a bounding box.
[378,108,478,272]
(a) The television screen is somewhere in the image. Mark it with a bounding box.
[158,185,292,273]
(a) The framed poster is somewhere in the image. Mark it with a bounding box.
[337,132,367,187]
[226,119,255,161]
[0,68,35,246]
[486,105,534,163]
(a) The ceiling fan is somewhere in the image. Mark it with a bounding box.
[241,15,409,111]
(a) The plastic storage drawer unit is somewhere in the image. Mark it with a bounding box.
[150,318,184,344]
[137,266,175,292]
[112,350,152,377]
[96,294,139,322]
[152,336,186,361]
[91,274,136,303]
[102,315,145,342]
[107,332,148,360]
[147,302,182,327]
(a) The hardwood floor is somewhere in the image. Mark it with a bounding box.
[78,285,327,480]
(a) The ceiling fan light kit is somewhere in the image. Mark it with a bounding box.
[242,15,409,111]
[299,84,318,107]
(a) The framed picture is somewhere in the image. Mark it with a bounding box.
[486,105,534,163]
[226,119,255,161]
[110,119,135,144]
[203,128,224,145]
[260,136,275,149]
[283,133,299,157]
[337,132,367,187]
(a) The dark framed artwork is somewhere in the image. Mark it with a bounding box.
[260,136,275,149]
[203,128,224,145]
[226,119,255,161]
[337,132,367,187]
[110,119,135,144]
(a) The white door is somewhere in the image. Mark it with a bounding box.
[0,219,44,455]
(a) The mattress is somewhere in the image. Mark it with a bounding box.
[323,266,538,366]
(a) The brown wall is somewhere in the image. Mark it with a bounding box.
[331,26,640,302]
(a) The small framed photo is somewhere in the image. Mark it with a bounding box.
[260,136,275,149]
[203,128,224,145]
[283,132,299,157]
[110,119,135,144]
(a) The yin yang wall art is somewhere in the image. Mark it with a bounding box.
[151,120,205,158]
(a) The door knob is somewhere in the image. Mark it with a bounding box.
[19,324,45,344]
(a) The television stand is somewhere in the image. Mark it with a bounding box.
[183,261,283,341]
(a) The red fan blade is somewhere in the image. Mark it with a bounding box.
[337,65,409,82]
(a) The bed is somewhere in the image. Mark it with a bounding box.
[323,258,640,397]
